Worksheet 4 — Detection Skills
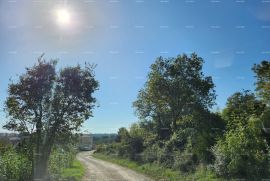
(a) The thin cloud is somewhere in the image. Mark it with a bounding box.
[212,51,234,68]
[257,10,270,21]
[255,5,270,21]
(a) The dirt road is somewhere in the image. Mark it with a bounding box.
[77,151,153,181]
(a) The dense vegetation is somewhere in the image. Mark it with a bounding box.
[0,143,84,181]
[96,53,270,180]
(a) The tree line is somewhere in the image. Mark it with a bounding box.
[96,53,270,180]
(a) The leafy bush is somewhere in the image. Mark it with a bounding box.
[173,142,198,173]
[0,139,11,154]
[48,145,77,180]
[212,117,270,180]
[0,148,31,181]
[142,144,159,163]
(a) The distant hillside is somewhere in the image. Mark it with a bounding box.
[92,133,117,145]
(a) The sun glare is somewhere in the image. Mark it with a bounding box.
[56,8,71,25]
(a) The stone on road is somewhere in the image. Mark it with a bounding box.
[77,151,153,181]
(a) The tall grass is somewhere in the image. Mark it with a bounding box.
[93,153,223,181]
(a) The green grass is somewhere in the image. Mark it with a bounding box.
[93,153,183,180]
[93,153,224,181]
[61,160,85,181]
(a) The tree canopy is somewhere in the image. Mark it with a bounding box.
[96,54,270,180]
[133,53,216,139]
[4,56,99,180]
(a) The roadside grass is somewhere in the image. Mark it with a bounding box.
[93,153,222,181]
[93,153,183,180]
[61,159,85,181]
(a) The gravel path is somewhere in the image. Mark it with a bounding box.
[77,151,153,181]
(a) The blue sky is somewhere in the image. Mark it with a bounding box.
[0,0,270,133]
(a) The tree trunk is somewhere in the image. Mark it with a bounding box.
[33,139,53,181]
[33,149,50,181]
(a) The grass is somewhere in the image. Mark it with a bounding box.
[61,159,85,181]
[94,153,180,180]
[93,153,224,181]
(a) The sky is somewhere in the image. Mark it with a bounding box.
[0,0,270,133]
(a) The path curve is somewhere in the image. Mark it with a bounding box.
[77,151,153,181]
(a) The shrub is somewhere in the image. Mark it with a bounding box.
[0,148,31,181]
[212,117,270,180]
[142,144,159,163]
[173,149,198,173]
[48,145,77,180]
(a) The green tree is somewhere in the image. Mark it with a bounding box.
[222,90,265,130]
[115,127,130,143]
[212,117,270,180]
[4,55,99,180]
[213,89,269,180]
[253,60,270,136]
[114,125,144,161]
[253,60,270,103]
[132,53,223,171]
[115,127,130,158]
[128,124,144,160]
[133,53,216,139]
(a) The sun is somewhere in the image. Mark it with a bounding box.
[56,8,71,25]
